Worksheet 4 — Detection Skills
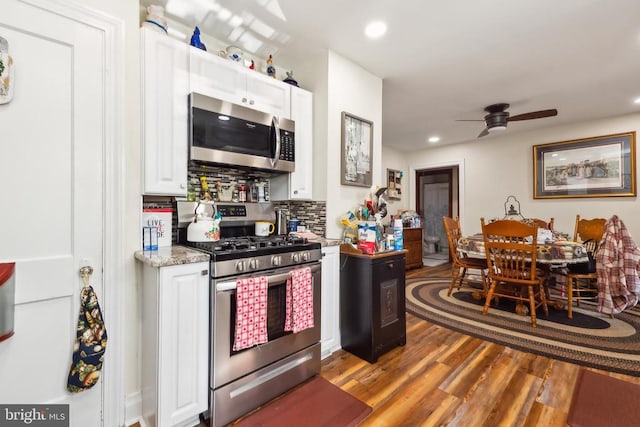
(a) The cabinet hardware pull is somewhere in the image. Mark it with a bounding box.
[201,270,208,276]
[388,263,394,269]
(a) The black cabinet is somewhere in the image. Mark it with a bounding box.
[339,250,407,363]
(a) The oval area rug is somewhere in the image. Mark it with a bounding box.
[406,277,640,376]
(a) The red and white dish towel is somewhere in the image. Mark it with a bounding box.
[285,266,314,333]
[233,276,268,351]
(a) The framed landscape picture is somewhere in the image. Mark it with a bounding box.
[341,112,373,187]
[533,132,636,199]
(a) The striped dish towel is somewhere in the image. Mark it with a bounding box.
[285,266,314,333]
[233,276,268,351]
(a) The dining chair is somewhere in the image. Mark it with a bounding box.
[529,217,554,230]
[480,218,548,327]
[565,214,607,318]
[442,216,489,297]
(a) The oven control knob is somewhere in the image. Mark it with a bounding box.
[292,253,300,263]
[271,256,281,266]
[235,261,244,272]
[249,259,258,269]
[302,252,309,261]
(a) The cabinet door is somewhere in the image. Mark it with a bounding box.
[189,47,246,104]
[189,47,290,117]
[141,28,189,195]
[289,87,313,199]
[372,256,406,347]
[321,246,340,358]
[247,73,291,117]
[158,262,209,427]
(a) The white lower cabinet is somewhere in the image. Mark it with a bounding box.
[141,261,209,427]
[321,245,341,358]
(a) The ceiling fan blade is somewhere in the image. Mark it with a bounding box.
[477,128,490,138]
[508,109,558,122]
[455,119,485,122]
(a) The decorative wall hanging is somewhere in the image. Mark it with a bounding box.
[341,112,373,187]
[533,132,636,199]
[386,168,402,200]
[0,36,14,104]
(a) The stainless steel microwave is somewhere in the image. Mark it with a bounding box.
[189,93,295,172]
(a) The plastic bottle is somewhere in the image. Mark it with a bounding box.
[393,218,403,250]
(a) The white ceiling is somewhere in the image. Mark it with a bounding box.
[142,0,640,151]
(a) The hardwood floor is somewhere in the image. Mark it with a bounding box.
[320,263,640,426]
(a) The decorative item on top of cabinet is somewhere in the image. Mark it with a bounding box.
[189,46,290,117]
[142,4,168,34]
[270,86,313,200]
[140,27,189,196]
[190,26,206,51]
[339,249,407,363]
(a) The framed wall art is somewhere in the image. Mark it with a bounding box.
[533,131,636,199]
[341,111,373,187]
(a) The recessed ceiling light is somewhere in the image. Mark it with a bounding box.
[634,97,640,104]
[364,21,387,39]
[428,136,440,143]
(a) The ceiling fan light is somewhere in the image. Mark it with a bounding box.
[488,125,507,133]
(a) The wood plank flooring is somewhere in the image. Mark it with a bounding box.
[320,263,640,426]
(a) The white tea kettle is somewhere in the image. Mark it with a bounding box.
[187,202,219,242]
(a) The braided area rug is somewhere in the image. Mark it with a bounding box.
[406,277,640,376]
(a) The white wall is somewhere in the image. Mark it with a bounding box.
[324,51,383,239]
[405,113,640,238]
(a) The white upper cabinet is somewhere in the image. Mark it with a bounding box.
[271,86,314,200]
[189,47,291,117]
[140,28,189,196]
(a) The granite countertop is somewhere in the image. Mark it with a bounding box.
[136,238,340,268]
[134,245,209,268]
[319,238,342,247]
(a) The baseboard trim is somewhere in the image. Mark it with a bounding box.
[125,391,144,427]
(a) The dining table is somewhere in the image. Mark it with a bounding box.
[457,233,590,312]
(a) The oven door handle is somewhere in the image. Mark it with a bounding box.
[215,263,321,292]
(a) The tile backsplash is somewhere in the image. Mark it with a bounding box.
[142,164,327,242]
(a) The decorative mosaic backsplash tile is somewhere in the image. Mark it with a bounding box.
[142,164,328,241]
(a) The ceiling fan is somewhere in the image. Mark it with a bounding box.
[458,103,558,138]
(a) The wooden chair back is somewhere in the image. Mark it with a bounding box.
[573,215,606,249]
[530,217,554,231]
[481,218,539,285]
[442,216,462,264]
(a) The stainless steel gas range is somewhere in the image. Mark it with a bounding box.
[177,201,322,427]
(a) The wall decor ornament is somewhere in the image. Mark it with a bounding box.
[0,36,14,104]
[341,112,373,187]
[533,131,636,198]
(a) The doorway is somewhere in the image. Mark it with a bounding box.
[416,166,459,266]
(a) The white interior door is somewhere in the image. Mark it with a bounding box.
[0,1,106,425]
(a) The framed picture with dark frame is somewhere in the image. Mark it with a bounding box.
[533,131,636,199]
[341,111,373,187]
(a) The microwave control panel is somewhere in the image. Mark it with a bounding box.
[279,131,295,162]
